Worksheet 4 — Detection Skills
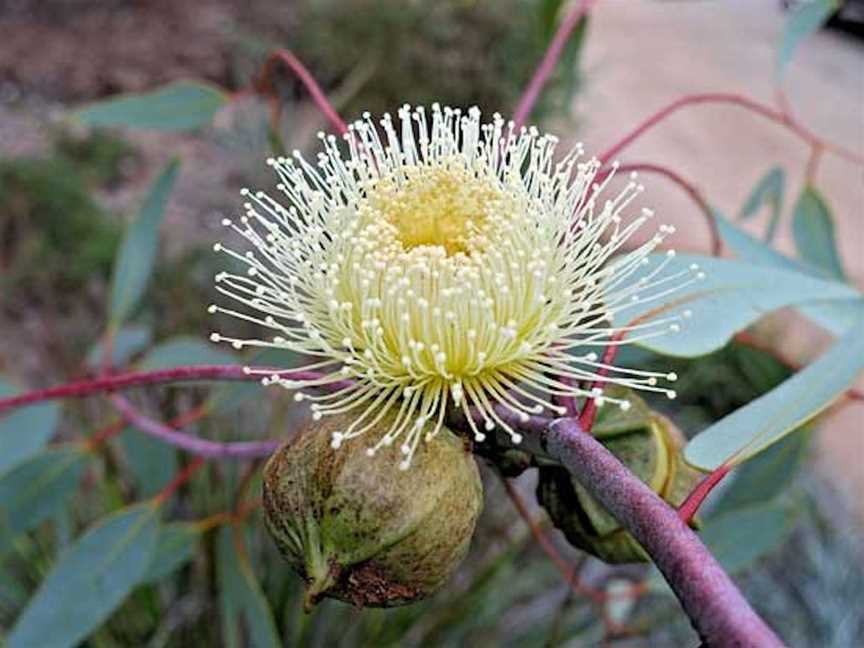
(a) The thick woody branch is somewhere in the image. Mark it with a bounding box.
[543,417,784,647]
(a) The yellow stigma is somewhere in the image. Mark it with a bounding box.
[211,105,695,468]
[364,156,503,256]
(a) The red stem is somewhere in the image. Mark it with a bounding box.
[677,463,732,524]
[0,366,339,416]
[257,49,348,136]
[154,456,206,505]
[578,335,622,432]
[512,0,597,131]
[598,92,864,167]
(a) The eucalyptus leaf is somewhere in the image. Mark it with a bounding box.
[739,166,785,242]
[0,380,61,478]
[684,316,864,471]
[217,525,281,648]
[8,502,160,648]
[109,159,180,326]
[776,0,837,80]
[792,185,846,280]
[711,429,811,518]
[143,522,200,584]
[206,347,304,415]
[75,80,228,132]
[0,446,87,555]
[714,210,864,336]
[138,336,238,371]
[608,254,859,357]
[85,325,153,370]
[120,426,178,498]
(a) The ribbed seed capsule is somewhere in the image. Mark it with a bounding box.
[262,412,483,610]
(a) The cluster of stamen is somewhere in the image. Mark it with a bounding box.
[209,104,702,468]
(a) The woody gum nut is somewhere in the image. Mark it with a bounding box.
[262,411,483,610]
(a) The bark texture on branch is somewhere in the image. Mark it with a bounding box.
[544,417,785,648]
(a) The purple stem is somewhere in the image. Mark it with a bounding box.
[543,417,785,647]
[111,395,278,459]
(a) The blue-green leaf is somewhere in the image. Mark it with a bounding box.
[85,325,153,370]
[75,80,228,132]
[0,380,61,477]
[710,428,811,518]
[8,502,160,648]
[0,446,87,555]
[792,185,846,280]
[777,0,837,80]
[142,522,200,584]
[608,254,860,357]
[109,159,180,327]
[138,336,237,371]
[206,348,303,415]
[217,526,281,648]
[119,426,178,498]
[685,316,864,471]
[714,210,864,336]
[738,167,785,242]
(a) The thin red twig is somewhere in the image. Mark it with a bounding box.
[256,49,348,136]
[677,463,731,524]
[578,334,623,432]
[154,456,206,505]
[0,366,340,416]
[598,92,864,167]
[512,0,597,131]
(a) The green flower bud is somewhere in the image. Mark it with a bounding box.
[262,412,483,610]
[537,387,704,564]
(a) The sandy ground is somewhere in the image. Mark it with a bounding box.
[573,1,863,513]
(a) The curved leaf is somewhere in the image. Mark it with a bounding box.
[685,316,864,471]
[0,380,61,477]
[608,254,859,357]
[8,502,160,648]
[0,446,87,547]
[217,526,281,648]
[143,522,200,584]
[109,159,180,327]
[739,166,785,242]
[75,80,228,132]
[777,0,837,80]
[792,185,846,280]
[120,426,178,498]
[714,210,864,336]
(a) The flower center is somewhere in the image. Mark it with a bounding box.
[364,158,502,256]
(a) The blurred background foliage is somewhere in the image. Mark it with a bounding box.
[1,0,863,646]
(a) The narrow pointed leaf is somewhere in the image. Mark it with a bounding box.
[777,0,837,80]
[739,167,785,242]
[0,446,87,553]
[792,185,846,280]
[75,80,228,132]
[109,159,179,326]
[8,503,160,648]
[0,380,61,477]
[143,522,200,583]
[684,316,864,471]
[138,336,237,371]
[714,210,864,336]
[217,526,281,648]
[608,254,859,357]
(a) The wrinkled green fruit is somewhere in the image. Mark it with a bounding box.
[262,412,483,610]
[537,387,704,564]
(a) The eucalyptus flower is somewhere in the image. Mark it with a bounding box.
[210,105,700,468]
